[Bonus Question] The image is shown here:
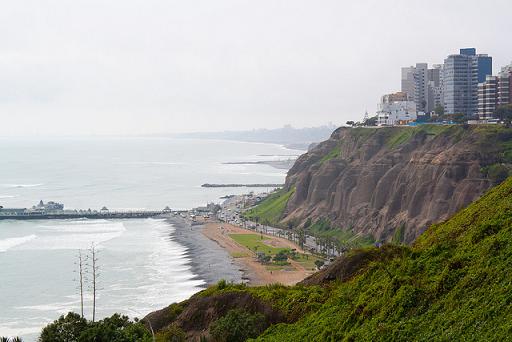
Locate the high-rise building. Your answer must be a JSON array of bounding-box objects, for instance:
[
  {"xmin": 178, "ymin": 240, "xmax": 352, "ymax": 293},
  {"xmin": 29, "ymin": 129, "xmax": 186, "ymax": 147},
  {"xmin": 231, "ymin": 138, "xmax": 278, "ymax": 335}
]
[
  {"xmin": 478, "ymin": 75, "xmax": 498, "ymax": 120},
  {"xmin": 443, "ymin": 48, "xmax": 492, "ymax": 117},
  {"xmin": 401, "ymin": 63, "xmax": 442, "ymax": 114},
  {"xmin": 428, "ymin": 64, "xmax": 443, "ymax": 111},
  {"xmin": 401, "ymin": 66, "xmax": 416, "ymax": 101},
  {"xmin": 497, "ymin": 63, "xmax": 512, "ymax": 107},
  {"xmin": 478, "ymin": 62, "xmax": 512, "ymax": 120}
]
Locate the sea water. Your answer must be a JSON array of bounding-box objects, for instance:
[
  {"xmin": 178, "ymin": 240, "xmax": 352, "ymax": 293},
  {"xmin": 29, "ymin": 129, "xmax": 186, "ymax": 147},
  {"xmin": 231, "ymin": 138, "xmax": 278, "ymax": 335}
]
[{"xmin": 0, "ymin": 137, "xmax": 299, "ymax": 340}]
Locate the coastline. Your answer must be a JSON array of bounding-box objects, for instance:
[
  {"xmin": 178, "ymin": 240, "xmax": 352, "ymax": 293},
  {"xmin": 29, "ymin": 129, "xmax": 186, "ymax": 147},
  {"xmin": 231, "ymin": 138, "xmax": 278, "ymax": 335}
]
[
  {"xmin": 167, "ymin": 215, "xmax": 314, "ymax": 287},
  {"xmin": 166, "ymin": 216, "xmax": 245, "ymax": 286}
]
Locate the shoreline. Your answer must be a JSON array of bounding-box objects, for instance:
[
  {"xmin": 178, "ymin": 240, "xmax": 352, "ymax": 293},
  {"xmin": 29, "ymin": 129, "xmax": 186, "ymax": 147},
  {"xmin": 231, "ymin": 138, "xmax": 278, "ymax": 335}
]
[
  {"xmin": 166, "ymin": 216, "xmax": 245, "ymax": 286},
  {"xmin": 167, "ymin": 215, "xmax": 314, "ymax": 287}
]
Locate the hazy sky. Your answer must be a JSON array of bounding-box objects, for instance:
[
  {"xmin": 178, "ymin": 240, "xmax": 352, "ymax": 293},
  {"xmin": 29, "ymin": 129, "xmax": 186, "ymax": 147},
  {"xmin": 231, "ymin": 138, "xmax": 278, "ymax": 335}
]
[{"xmin": 1, "ymin": 0, "xmax": 511, "ymax": 136}]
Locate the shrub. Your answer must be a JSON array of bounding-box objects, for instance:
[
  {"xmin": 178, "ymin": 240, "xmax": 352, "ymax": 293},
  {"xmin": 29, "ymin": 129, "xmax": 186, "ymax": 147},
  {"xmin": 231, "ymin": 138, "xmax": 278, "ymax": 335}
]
[
  {"xmin": 39, "ymin": 312, "xmax": 88, "ymax": 342},
  {"xmin": 156, "ymin": 324, "xmax": 186, "ymax": 342},
  {"xmin": 209, "ymin": 309, "xmax": 266, "ymax": 342},
  {"xmin": 39, "ymin": 312, "xmax": 151, "ymax": 342}
]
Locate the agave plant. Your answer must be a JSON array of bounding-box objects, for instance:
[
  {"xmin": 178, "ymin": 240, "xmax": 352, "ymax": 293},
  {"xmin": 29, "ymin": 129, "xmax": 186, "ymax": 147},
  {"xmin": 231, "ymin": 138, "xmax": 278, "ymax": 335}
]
[{"xmin": 0, "ymin": 338, "xmax": 23, "ymax": 342}]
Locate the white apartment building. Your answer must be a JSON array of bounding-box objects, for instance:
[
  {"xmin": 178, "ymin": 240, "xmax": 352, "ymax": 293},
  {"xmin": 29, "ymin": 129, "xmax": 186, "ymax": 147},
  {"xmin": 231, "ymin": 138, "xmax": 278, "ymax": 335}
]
[{"xmin": 377, "ymin": 92, "xmax": 417, "ymax": 126}]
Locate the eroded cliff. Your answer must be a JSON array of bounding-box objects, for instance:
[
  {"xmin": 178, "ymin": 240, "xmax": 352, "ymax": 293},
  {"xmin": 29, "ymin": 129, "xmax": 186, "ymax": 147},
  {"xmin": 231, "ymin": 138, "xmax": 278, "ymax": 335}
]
[{"xmin": 279, "ymin": 125, "xmax": 512, "ymax": 243}]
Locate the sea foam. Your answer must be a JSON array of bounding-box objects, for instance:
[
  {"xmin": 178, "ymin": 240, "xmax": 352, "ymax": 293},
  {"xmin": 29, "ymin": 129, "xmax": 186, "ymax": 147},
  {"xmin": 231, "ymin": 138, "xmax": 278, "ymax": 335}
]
[{"xmin": 0, "ymin": 234, "xmax": 37, "ymax": 252}]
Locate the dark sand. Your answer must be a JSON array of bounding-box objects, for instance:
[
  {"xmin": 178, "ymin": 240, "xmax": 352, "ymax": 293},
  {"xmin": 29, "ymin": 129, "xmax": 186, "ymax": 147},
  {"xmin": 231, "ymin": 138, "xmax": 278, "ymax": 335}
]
[{"xmin": 166, "ymin": 216, "xmax": 245, "ymax": 286}]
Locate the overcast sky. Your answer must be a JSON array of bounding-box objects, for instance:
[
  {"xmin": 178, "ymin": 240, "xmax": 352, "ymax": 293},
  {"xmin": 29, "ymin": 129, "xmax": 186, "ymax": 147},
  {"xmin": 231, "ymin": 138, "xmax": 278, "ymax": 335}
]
[{"xmin": 1, "ymin": 0, "xmax": 511, "ymax": 136}]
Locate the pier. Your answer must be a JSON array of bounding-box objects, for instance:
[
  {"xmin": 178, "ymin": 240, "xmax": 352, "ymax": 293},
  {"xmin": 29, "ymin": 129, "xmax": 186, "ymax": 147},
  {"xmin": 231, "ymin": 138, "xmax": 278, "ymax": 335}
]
[
  {"xmin": 0, "ymin": 210, "xmax": 167, "ymax": 220},
  {"xmin": 0, "ymin": 201, "xmax": 170, "ymax": 220}
]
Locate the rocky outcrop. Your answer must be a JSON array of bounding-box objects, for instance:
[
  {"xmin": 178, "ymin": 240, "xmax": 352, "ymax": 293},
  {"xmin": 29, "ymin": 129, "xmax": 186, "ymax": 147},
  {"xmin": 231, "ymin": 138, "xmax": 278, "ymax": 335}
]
[{"xmin": 281, "ymin": 125, "xmax": 512, "ymax": 243}]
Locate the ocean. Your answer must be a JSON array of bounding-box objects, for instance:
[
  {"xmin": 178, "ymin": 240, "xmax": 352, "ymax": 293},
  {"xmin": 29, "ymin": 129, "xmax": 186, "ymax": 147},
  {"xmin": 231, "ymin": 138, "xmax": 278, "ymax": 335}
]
[{"xmin": 0, "ymin": 137, "xmax": 299, "ymax": 340}]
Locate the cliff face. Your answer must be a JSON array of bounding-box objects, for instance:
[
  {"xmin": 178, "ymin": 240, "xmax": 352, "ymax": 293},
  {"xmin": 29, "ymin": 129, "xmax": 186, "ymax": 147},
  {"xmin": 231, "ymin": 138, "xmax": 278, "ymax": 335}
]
[{"xmin": 282, "ymin": 125, "xmax": 512, "ymax": 243}]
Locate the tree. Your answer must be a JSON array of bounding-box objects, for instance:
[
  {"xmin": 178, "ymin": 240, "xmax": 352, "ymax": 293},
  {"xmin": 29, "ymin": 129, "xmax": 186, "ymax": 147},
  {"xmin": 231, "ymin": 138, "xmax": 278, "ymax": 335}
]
[
  {"xmin": 79, "ymin": 314, "xmax": 151, "ymax": 341},
  {"xmin": 155, "ymin": 324, "xmax": 186, "ymax": 342},
  {"xmin": 434, "ymin": 104, "xmax": 445, "ymax": 116},
  {"xmin": 314, "ymin": 260, "xmax": 325, "ymax": 270},
  {"xmin": 88, "ymin": 243, "xmax": 100, "ymax": 322},
  {"xmin": 297, "ymin": 228, "xmax": 306, "ymax": 249},
  {"xmin": 39, "ymin": 312, "xmax": 88, "ymax": 342},
  {"xmin": 273, "ymin": 250, "xmax": 288, "ymax": 263},
  {"xmin": 39, "ymin": 312, "xmax": 152, "ymax": 342},
  {"xmin": 209, "ymin": 309, "xmax": 266, "ymax": 342},
  {"xmin": 75, "ymin": 250, "xmax": 86, "ymax": 318},
  {"xmin": 363, "ymin": 116, "xmax": 378, "ymax": 126},
  {"xmin": 346, "ymin": 121, "xmax": 355, "ymax": 126},
  {"xmin": 495, "ymin": 104, "xmax": 512, "ymax": 123}
]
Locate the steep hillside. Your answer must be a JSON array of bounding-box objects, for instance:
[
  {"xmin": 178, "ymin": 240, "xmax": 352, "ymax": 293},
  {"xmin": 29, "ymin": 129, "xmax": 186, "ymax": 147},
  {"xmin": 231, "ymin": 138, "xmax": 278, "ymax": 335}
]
[
  {"xmin": 256, "ymin": 125, "xmax": 512, "ymax": 243},
  {"xmin": 146, "ymin": 176, "xmax": 512, "ymax": 341}
]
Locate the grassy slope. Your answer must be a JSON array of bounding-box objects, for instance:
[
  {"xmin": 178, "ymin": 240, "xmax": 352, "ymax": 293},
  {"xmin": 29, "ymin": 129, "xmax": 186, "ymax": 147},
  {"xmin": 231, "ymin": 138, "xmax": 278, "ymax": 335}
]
[
  {"xmin": 244, "ymin": 187, "xmax": 295, "ymax": 226},
  {"xmin": 254, "ymin": 176, "xmax": 512, "ymax": 341},
  {"xmin": 319, "ymin": 146, "xmax": 341, "ymax": 164},
  {"xmin": 309, "ymin": 218, "xmax": 375, "ymax": 248}
]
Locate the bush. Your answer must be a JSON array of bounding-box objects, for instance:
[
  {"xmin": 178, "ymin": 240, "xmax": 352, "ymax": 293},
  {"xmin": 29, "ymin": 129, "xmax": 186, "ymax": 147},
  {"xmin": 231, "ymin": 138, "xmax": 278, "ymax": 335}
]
[
  {"xmin": 156, "ymin": 324, "xmax": 186, "ymax": 342},
  {"xmin": 209, "ymin": 309, "xmax": 266, "ymax": 342},
  {"xmin": 39, "ymin": 312, "xmax": 152, "ymax": 342},
  {"xmin": 314, "ymin": 260, "xmax": 324, "ymax": 269},
  {"xmin": 39, "ymin": 312, "xmax": 88, "ymax": 342},
  {"xmin": 273, "ymin": 250, "xmax": 288, "ymax": 263}
]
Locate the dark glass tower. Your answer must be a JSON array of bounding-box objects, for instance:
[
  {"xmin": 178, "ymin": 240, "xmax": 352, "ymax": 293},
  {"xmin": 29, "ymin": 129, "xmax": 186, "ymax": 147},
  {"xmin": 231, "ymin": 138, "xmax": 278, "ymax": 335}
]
[{"xmin": 443, "ymin": 48, "xmax": 492, "ymax": 116}]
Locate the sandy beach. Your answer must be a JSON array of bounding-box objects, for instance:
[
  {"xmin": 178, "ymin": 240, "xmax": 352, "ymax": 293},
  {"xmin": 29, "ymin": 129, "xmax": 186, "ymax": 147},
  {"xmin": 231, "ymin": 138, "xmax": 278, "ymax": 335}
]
[
  {"xmin": 202, "ymin": 222, "xmax": 314, "ymax": 286},
  {"xmin": 167, "ymin": 216, "xmax": 244, "ymax": 286}
]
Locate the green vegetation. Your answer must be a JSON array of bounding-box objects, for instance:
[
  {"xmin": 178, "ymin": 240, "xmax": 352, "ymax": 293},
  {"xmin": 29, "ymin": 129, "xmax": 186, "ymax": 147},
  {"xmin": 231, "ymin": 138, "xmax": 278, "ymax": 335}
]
[
  {"xmin": 350, "ymin": 127, "xmax": 378, "ymax": 142},
  {"xmin": 434, "ymin": 104, "xmax": 445, "ymax": 116},
  {"xmin": 481, "ymin": 163, "xmax": 511, "ymax": 184},
  {"xmin": 252, "ymin": 176, "xmax": 512, "ymax": 340},
  {"xmin": 40, "ymin": 312, "xmax": 151, "ymax": 342},
  {"xmin": 155, "ymin": 324, "xmax": 186, "ymax": 342},
  {"xmin": 157, "ymin": 177, "xmax": 512, "ymax": 341},
  {"xmin": 385, "ymin": 124, "xmax": 459, "ymax": 149},
  {"xmin": 495, "ymin": 104, "xmax": 512, "ymax": 123},
  {"xmin": 229, "ymin": 233, "xmax": 318, "ymax": 268},
  {"xmin": 244, "ymin": 187, "xmax": 295, "ymax": 227},
  {"xmin": 198, "ymin": 281, "xmax": 329, "ymax": 322},
  {"xmin": 385, "ymin": 128, "xmax": 416, "ymax": 148},
  {"xmin": 229, "ymin": 233, "xmax": 290, "ymax": 256},
  {"xmin": 319, "ymin": 146, "xmax": 341, "ymax": 164},
  {"xmin": 210, "ymin": 309, "xmax": 266, "ymax": 342},
  {"xmin": 309, "ymin": 218, "xmax": 374, "ymax": 250},
  {"xmin": 230, "ymin": 251, "xmax": 250, "ymax": 258},
  {"xmin": 294, "ymin": 253, "xmax": 323, "ymax": 270},
  {"xmin": 391, "ymin": 224, "xmax": 405, "ymax": 244}
]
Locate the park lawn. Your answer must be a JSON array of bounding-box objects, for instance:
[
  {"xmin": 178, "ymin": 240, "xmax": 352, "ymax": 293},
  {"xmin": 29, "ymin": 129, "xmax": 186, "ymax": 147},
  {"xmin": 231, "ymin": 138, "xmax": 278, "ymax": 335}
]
[
  {"xmin": 229, "ymin": 233, "xmax": 290, "ymax": 256},
  {"xmin": 293, "ymin": 253, "xmax": 323, "ymax": 271}
]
